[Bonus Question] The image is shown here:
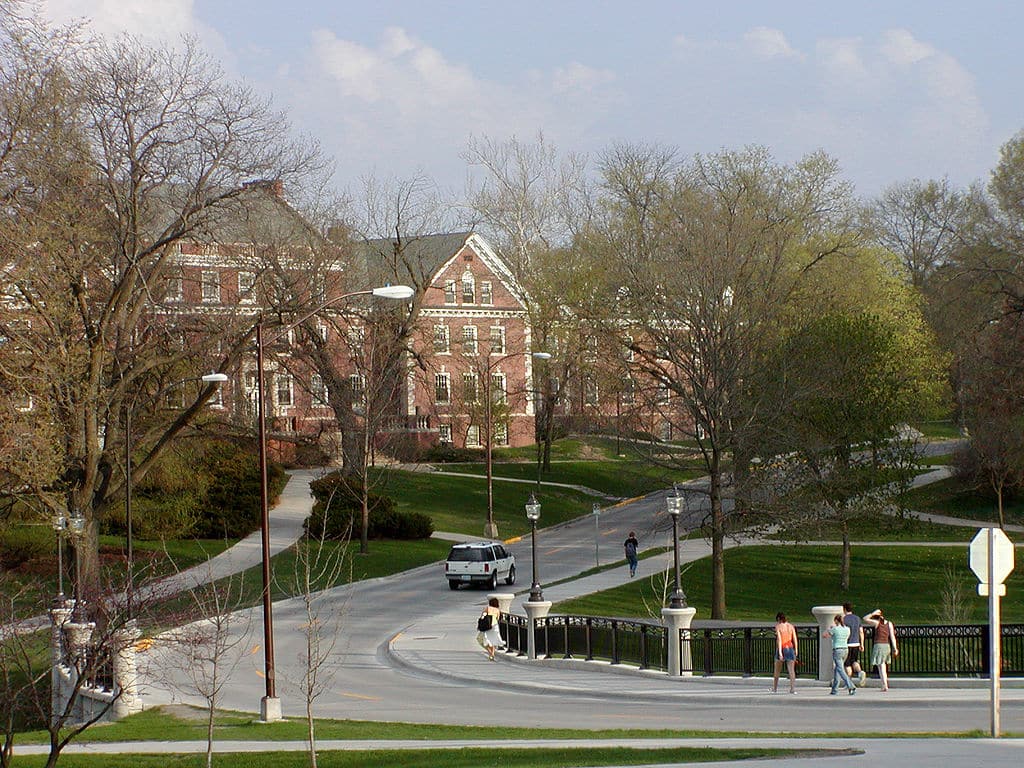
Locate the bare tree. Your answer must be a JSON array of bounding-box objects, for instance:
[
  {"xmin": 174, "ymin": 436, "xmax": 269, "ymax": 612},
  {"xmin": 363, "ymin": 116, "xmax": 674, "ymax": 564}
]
[{"xmin": 0, "ymin": 12, "xmax": 323, "ymax": 596}]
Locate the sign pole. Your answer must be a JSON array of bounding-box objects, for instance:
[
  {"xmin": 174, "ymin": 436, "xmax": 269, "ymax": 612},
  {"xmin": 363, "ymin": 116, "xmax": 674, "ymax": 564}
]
[{"xmin": 988, "ymin": 527, "xmax": 1000, "ymax": 738}]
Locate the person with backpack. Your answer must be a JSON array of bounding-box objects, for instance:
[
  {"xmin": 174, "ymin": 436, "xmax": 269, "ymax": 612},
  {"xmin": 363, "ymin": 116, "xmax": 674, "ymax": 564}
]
[
  {"xmin": 476, "ymin": 597, "xmax": 503, "ymax": 661},
  {"xmin": 623, "ymin": 531, "xmax": 640, "ymax": 578}
]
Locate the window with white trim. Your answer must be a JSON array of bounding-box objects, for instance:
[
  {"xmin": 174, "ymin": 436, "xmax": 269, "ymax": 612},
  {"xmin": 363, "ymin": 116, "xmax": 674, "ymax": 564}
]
[
  {"xmin": 462, "ymin": 272, "xmax": 475, "ymax": 303},
  {"xmin": 462, "ymin": 372, "xmax": 479, "ymax": 403},
  {"xmin": 489, "ymin": 326, "xmax": 505, "ymax": 355},
  {"xmin": 434, "ymin": 372, "xmax": 451, "ymax": 403},
  {"xmin": 656, "ymin": 383, "xmax": 670, "ymax": 404},
  {"xmin": 311, "ymin": 374, "xmax": 328, "ymax": 406},
  {"xmin": 433, "ymin": 325, "xmax": 450, "ymax": 354},
  {"xmin": 201, "ymin": 270, "xmax": 220, "ymax": 303},
  {"xmin": 480, "ymin": 281, "xmax": 493, "ymax": 305},
  {"xmin": 466, "ymin": 424, "xmax": 481, "ymax": 446},
  {"xmin": 439, "ymin": 423, "xmax": 452, "ymax": 444},
  {"xmin": 621, "ymin": 377, "xmax": 636, "ymax": 405},
  {"xmin": 165, "ymin": 272, "xmax": 183, "ymax": 302},
  {"xmin": 238, "ymin": 271, "xmax": 256, "ymax": 303},
  {"xmin": 444, "ymin": 280, "xmax": 457, "ymax": 304},
  {"xmin": 493, "ymin": 422, "xmax": 508, "ymax": 445},
  {"xmin": 276, "ymin": 372, "xmax": 293, "ymax": 407},
  {"xmin": 584, "ymin": 376, "xmax": 599, "ymax": 406},
  {"xmin": 462, "ymin": 325, "xmax": 478, "ymax": 355},
  {"xmin": 491, "ymin": 372, "xmax": 506, "ymax": 404},
  {"xmin": 349, "ymin": 373, "xmax": 366, "ymax": 406}
]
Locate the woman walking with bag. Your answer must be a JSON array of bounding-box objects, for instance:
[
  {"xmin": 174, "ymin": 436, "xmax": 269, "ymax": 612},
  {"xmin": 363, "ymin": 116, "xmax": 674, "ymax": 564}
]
[{"xmin": 477, "ymin": 597, "xmax": 503, "ymax": 661}]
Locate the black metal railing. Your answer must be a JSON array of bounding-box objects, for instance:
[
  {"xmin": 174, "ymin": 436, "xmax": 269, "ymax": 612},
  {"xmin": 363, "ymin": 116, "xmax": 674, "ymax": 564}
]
[
  {"xmin": 681, "ymin": 626, "xmax": 820, "ymax": 678},
  {"xmin": 501, "ymin": 613, "xmax": 1024, "ymax": 678}
]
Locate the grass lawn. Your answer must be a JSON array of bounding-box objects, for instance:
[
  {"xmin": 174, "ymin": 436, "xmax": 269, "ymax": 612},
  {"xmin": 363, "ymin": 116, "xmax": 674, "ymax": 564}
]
[
  {"xmin": 901, "ymin": 477, "xmax": 1024, "ymax": 526},
  {"xmin": 13, "ymin": 747, "xmax": 805, "ymax": 767},
  {"xmin": 767, "ymin": 512, "xmax": 980, "ymax": 543},
  {"xmin": 372, "ymin": 468, "xmax": 602, "ymax": 538},
  {"xmin": 554, "ymin": 544, "xmax": 1024, "ymax": 624},
  {"xmin": 442, "ymin": 459, "xmax": 702, "ymax": 499}
]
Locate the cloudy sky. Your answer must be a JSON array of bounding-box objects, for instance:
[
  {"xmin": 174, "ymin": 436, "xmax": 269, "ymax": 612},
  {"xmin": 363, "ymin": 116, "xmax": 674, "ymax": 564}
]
[{"xmin": 39, "ymin": 0, "xmax": 1024, "ymax": 198}]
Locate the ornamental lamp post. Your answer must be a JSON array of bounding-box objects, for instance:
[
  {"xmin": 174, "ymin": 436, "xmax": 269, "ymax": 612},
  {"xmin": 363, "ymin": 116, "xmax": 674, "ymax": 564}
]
[
  {"xmin": 68, "ymin": 508, "xmax": 86, "ymax": 619},
  {"xmin": 51, "ymin": 513, "xmax": 67, "ymax": 603},
  {"xmin": 665, "ymin": 486, "xmax": 687, "ymax": 609},
  {"xmin": 526, "ymin": 493, "xmax": 544, "ymax": 602},
  {"xmin": 254, "ymin": 283, "xmax": 414, "ymax": 723}
]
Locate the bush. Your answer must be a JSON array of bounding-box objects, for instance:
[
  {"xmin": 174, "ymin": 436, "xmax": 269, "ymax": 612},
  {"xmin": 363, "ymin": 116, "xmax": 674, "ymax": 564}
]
[
  {"xmin": 420, "ymin": 444, "xmax": 484, "ymax": 463},
  {"xmin": 308, "ymin": 472, "xmax": 433, "ymax": 540},
  {"xmin": 196, "ymin": 446, "xmax": 288, "ymax": 539}
]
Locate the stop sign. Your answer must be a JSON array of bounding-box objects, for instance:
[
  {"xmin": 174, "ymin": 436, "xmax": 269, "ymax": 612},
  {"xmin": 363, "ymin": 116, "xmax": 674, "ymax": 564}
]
[{"xmin": 969, "ymin": 528, "xmax": 1015, "ymax": 587}]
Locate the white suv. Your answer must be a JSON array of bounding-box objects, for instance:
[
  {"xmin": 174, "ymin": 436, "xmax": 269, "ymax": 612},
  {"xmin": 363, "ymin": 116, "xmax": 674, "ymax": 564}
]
[{"xmin": 444, "ymin": 541, "xmax": 516, "ymax": 590}]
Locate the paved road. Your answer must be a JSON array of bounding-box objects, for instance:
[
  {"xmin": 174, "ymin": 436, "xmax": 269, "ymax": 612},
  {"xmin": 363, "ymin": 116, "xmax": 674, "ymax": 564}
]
[{"xmin": 138, "ymin": 475, "xmax": 1024, "ymax": 738}]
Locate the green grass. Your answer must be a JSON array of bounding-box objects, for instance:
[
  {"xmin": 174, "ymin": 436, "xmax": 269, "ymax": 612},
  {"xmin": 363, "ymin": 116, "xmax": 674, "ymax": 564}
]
[
  {"xmin": 443, "ymin": 459, "xmax": 702, "ymax": 499},
  {"xmin": 901, "ymin": 477, "xmax": 1024, "ymax": 526},
  {"xmin": 555, "ymin": 544, "xmax": 1024, "ymax": 624},
  {"xmin": 913, "ymin": 420, "xmax": 963, "ymax": 440},
  {"xmin": 767, "ymin": 511, "xmax": 979, "ymax": 543},
  {"xmin": 12, "ymin": 747, "xmax": 805, "ymax": 768},
  {"xmin": 372, "ymin": 468, "xmax": 602, "ymax": 538}
]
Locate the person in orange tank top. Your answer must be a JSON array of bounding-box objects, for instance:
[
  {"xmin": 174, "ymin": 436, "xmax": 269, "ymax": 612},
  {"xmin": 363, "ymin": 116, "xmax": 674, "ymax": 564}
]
[
  {"xmin": 772, "ymin": 612, "xmax": 798, "ymax": 694},
  {"xmin": 863, "ymin": 608, "xmax": 899, "ymax": 691}
]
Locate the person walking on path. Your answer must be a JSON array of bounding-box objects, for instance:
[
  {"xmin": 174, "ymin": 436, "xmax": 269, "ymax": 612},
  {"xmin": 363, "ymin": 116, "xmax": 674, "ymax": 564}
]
[
  {"xmin": 771, "ymin": 612, "xmax": 798, "ymax": 694},
  {"xmin": 477, "ymin": 597, "xmax": 504, "ymax": 661},
  {"xmin": 825, "ymin": 615, "xmax": 856, "ymax": 695},
  {"xmin": 842, "ymin": 602, "xmax": 867, "ymax": 687},
  {"xmin": 863, "ymin": 608, "xmax": 899, "ymax": 691},
  {"xmin": 623, "ymin": 532, "xmax": 640, "ymax": 578}
]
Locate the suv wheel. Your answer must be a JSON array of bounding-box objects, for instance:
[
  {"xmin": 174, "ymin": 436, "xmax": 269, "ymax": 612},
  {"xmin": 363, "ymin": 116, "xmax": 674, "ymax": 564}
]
[
  {"xmin": 505, "ymin": 565, "xmax": 516, "ymax": 585},
  {"xmin": 448, "ymin": 580, "xmax": 459, "ymax": 591},
  {"xmin": 487, "ymin": 571, "xmax": 498, "ymax": 590}
]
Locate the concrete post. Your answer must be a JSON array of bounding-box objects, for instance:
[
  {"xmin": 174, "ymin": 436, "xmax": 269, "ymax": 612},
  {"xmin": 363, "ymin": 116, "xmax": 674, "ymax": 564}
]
[
  {"xmin": 49, "ymin": 602, "xmax": 73, "ymax": 724},
  {"xmin": 112, "ymin": 619, "xmax": 142, "ymax": 718},
  {"xmin": 812, "ymin": 605, "xmax": 843, "ymax": 683},
  {"xmin": 662, "ymin": 606, "xmax": 698, "ymax": 676},
  {"xmin": 522, "ymin": 600, "xmax": 551, "ymax": 659},
  {"xmin": 64, "ymin": 620, "xmax": 95, "ymax": 723}
]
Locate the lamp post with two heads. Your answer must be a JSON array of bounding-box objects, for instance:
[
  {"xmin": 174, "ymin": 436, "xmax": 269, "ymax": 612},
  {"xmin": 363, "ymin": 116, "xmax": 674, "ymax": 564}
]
[
  {"xmin": 525, "ymin": 493, "xmax": 543, "ymax": 602},
  {"xmin": 253, "ymin": 283, "xmax": 414, "ymax": 722}
]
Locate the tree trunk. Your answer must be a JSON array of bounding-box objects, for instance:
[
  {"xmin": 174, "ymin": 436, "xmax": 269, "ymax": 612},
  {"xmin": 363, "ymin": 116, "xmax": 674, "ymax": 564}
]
[
  {"xmin": 840, "ymin": 523, "xmax": 851, "ymax": 592},
  {"xmin": 709, "ymin": 449, "xmax": 727, "ymax": 619},
  {"xmin": 997, "ymin": 483, "xmax": 1006, "ymax": 530}
]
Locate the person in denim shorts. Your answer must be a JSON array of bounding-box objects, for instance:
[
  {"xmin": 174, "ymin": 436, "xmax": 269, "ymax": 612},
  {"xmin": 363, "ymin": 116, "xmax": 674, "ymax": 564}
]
[{"xmin": 771, "ymin": 612, "xmax": 798, "ymax": 694}]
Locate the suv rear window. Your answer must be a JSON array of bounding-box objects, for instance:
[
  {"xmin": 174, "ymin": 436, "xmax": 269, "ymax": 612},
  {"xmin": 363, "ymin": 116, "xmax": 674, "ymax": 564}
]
[{"xmin": 447, "ymin": 547, "xmax": 494, "ymax": 562}]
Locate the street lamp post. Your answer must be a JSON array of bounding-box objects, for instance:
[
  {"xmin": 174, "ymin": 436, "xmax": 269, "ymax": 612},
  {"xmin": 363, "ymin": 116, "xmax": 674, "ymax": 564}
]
[
  {"xmin": 592, "ymin": 503, "xmax": 600, "ymax": 567},
  {"xmin": 482, "ymin": 351, "xmax": 550, "ymax": 539},
  {"xmin": 51, "ymin": 513, "xmax": 67, "ymax": 603},
  {"xmin": 526, "ymin": 493, "xmax": 543, "ymax": 602},
  {"xmin": 68, "ymin": 508, "xmax": 86, "ymax": 619},
  {"xmin": 254, "ymin": 284, "xmax": 414, "ymax": 722},
  {"xmin": 123, "ymin": 372, "xmax": 227, "ymax": 620},
  {"xmin": 665, "ymin": 486, "xmax": 687, "ymax": 609}
]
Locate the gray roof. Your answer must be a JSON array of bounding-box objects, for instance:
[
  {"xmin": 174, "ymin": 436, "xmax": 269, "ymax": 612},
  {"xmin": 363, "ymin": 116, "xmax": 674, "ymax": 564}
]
[{"xmin": 353, "ymin": 231, "xmax": 473, "ymax": 289}]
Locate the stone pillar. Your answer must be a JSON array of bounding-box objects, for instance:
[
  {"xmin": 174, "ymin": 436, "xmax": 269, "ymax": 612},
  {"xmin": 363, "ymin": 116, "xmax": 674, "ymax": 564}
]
[
  {"xmin": 488, "ymin": 593, "xmax": 516, "ymax": 615},
  {"xmin": 64, "ymin": 620, "xmax": 95, "ymax": 724},
  {"xmin": 112, "ymin": 619, "xmax": 142, "ymax": 718},
  {"xmin": 812, "ymin": 605, "xmax": 843, "ymax": 683},
  {"xmin": 260, "ymin": 697, "xmax": 283, "ymax": 723},
  {"xmin": 49, "ymin": 602, "xmax": 73, "ymax": 725},
  {"xmin": 522, "ymin": 600, "xmax": 551, "ymax": 660},
  {"xmin": 662, "ymin": 606, "xmax": 698, "ymax": 676}
]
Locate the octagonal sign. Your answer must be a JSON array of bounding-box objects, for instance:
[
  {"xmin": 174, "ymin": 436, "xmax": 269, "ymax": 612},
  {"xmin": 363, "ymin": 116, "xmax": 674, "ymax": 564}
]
[{"xmin": 969, "ymin": 527, "xmax": 1015, "ymax": 587}]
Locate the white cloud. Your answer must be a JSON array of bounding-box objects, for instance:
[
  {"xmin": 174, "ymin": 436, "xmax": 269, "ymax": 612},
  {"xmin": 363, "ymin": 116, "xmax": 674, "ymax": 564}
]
[
  {"xmin": 42, "ymin": 0, "xmax": 200, "ymax": 40},
  {"xmin": 743, "ymin": 27, "xmax": 802, "ymax": 60},
  {"xmin": 552, "ymin": 62, "xmax": 616, "ymax": 93}
]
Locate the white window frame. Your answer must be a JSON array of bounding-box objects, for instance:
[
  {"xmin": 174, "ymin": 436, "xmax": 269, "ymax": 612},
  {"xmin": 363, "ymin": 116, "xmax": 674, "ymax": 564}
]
[
  {"xmin": 491, "ymin": 372, "xmax": 506, "ymax": 404},
  {"xmin": 489, "ymin": 326, "xmax": 505, "ymax": 355},
  {"xmin": 480, "ymin": 280, "xmax": 493, "ymax": 305},
  {"xmin": 311, "ymin": 373, "xmax": 328, "ymax": 406},
  {"xmin": 276, "ymin": 372, "xmax": 293, "ymax": 408},
  {"xmin": 493, "ymin": 421, "xmax": 508, "ymax": 445},
  {"xmin": 201, "ymin": 270, "xmax": 220, "ymax": 303},
  {"xmin": 466, "ymin": 424, "xmax": 481, "ymax": 447},
  {"xmin": 462, "ymin": 371, "xmax": 479, "ymax": 403},
  {"xmin": 433, "ymin": 324, "xmax": 450, "ymax": 354},
  {"xmin": 349, "ymin": 373, "xmax": 366, "ymax": 406},
  {"xmin": 584, "ymin": 376, "xmax": 599, "ymax": 406},
  {"xmin": 444, "ymin": 280, "xmax": 457, "ymax": 304},
  {"xmin": 462, "ymin": 325, "xmax": 478, "ymax": 355},
  {"xmin": 238, "ymin": 271, "xmax": 256, "ymax": 304},
  {"xmin": 165, "ymin": 273, "xmax": 183, "ymax": 302},
  {"xmin": 434, "ymin": 372, "xmax": 451, "ymax": 404},
  {"xmin": 462, "ymin": 272, "xmax": 475, "ymax": 304},
  {"xmin": 438, "ymin": 423, "xmax": 453, "ymax": 444}
]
